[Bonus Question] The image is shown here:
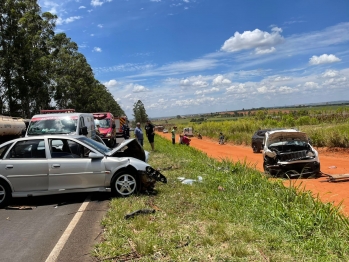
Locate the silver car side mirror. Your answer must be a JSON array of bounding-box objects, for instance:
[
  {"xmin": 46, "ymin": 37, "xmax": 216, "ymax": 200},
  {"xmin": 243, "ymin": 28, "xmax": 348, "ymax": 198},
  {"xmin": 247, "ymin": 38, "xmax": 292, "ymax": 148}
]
[{"xmin": 89, "ymin": 152, "xmax": 104, "ymax": 159}]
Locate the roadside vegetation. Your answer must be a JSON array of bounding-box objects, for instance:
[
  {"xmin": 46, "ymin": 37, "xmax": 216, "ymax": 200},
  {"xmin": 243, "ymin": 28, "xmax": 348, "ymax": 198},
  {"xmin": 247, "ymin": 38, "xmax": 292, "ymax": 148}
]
[
  {"xmin": 94, "ymin": 136, "xmax": 349, "ymax": 261},
  {"xmin": 0, "ymin": 1, "xmax": 124, "ymax": 118},
  {"xmin": 155, "ymin": 105, "xmax": 349, "ymax": 148}
]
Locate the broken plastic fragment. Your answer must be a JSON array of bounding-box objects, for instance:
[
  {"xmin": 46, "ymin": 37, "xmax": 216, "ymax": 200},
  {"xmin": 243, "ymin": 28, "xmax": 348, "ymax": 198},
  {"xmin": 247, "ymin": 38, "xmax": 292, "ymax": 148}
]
[{"xmin": 182, "ymin": 179, "xmax": 196, "ymax": 185}]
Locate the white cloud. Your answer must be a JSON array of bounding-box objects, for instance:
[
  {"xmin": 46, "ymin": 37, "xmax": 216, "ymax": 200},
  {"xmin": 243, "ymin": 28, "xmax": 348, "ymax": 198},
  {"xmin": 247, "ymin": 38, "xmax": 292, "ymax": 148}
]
[
  {"xmin": 195, "ymin": 87, "xmax": 219, "ymax": 95},
  {"xmin": 133, "ymin": 84, "xmax": 148, "ymax": 93},
  {"xmin": 65, "ymin": 16, "xmax": 82, "ymax": 23},
  {"xmin": 103, "ymin": 79, "xmax": 118, "ymax": 88},
  {"xmin": 221, "ymin": 27, "xmax": 284, "ymax": 53},
  {"xmin": 180, "ymin": 79, "xmax": 190, "ymax": 86},
  {"xmin": 279, "ymin": 86, "xmax": 297, "ymax": 94},
  {"xmin": 40, "ymin": 1, "xmax": 59, "ymax": 14},
  {"xmin": 98, "ymin": 24, "xmax": 103, "ymax": 28},
  {"xmin": 324, "ymin": 77, "xmax": 347, "ymax": 87},
  {"xmin": 174, "ymin": 97, "xmax": 215, "ymax": 107},
  {"xmin": 322, "ymin": 70, "xmax": 339, "ymax": 78},
  {"xmin": 93, "ymin": 47, "xmax": 102, "ymax": 52},
  {"xmin": 257, "ymin": 86, "xmax": 274, "ymax": 94},
  {"xmin": 56, "ymin": 16, "xmax": 82, "ymax": 25},
  {"xmin": 150, "ymin": 0, "xmax": 161, "ymax": 2},
  {"xmin": 91, "ymin": 0, "xmax": 103, "ymax": 7},
  {"xmin": 309, "ymin": 54, "xmax": 341, "ymax": 65},
  {"xmin": 78, "ymin": 6, "xmax": 86, "ymax": 9},
  {"xmin": 212, "ymin": 75, "xmax": 232, "ymax": 86},
  {"xmin": 192, "ymin": 80, "xmax": 208, "ymax": 88},
  {"xmin": 304, "ymin": 82, "xmax": 320, "ymax": 90},
  {"xmin": 273, "ymin": 76, "xmax": 292, "ymax": 82},
  {"xmin": 94, "ymin": 63, "xmax": 155, "ymax": 74},
  {"xmin": 226, "ymin": 84, "xmax": 248, "ymax": 94},
  {"xmin": 255, "ymin": 47, "xmax": 276, "ymax": 55},
  {"xmin": 179, "ymin": 76, "xmax": 209, "ymax": 88},
  {"xmin": 90, "ymin": 34, "xmax": 94, "ymax": 36}
]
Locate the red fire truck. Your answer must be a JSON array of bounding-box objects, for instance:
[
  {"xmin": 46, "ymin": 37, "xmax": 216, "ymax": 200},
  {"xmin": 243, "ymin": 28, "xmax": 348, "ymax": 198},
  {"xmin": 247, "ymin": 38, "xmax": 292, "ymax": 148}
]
[{"xmin": 93, "ymin": 113, "xmax": 127, "ymax": 147}]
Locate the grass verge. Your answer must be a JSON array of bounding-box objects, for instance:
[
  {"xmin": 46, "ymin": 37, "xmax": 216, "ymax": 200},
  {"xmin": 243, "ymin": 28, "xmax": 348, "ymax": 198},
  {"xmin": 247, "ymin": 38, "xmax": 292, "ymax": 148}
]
[{"xmin": 93, "ymin": 135, "xmax": 349, "ymax": 261}]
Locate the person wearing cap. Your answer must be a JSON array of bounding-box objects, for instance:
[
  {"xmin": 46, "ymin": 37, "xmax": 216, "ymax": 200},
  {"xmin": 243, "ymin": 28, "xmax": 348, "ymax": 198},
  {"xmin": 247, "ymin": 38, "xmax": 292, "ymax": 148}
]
[
  {"xmin": 171, "ymin": 126, "xmax": 177, "ymax": 144},
  {"xmin": 134, "ymin": 122, "xmax": 144, "ymax": 146},
  {"xmin": 145, "ymin": 119, "xmax": 155, "ymax": 150}
]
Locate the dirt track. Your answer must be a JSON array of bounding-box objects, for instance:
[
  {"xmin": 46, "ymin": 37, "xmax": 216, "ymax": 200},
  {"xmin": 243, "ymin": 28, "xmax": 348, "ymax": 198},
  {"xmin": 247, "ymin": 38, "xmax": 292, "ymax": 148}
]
[{"xmin": 157, "ymin": 132, "xmax": 349, "ymax": 216}]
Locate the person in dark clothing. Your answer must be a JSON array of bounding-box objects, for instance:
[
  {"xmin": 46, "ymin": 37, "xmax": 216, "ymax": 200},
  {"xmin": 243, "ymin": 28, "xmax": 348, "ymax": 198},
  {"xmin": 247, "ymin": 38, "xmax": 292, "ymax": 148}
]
[
  {"xmin": 145, "ymin": 119, "xmax": 155, "ymax": 150},
  {"xmin": 122, "ymin": 122, "xmax": 130, "ymax": 139}
]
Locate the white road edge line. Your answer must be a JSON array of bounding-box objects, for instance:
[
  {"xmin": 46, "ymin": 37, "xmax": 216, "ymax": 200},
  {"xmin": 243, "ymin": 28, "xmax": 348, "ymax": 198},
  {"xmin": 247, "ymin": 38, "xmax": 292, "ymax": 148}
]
[{"xmin": 45, "ymin": 196, "xmax": 90, "ymax": 262}]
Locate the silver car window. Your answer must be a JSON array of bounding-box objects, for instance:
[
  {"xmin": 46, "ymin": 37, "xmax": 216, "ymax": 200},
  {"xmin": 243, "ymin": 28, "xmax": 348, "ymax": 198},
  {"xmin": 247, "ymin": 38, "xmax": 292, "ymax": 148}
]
[
  {"xmin": 6, "ymin": 139, "xmax": 46, "ymax": 159},
  {"xmin": 49, "ymin": 138, "xmax": 93, "ymax": 158},
  {"xmin": 0, "ymin": 143, "xmax": 14, "ymax": 159},
  {"xmin": 77, "ymin": 136, "xmax": 110, "ymax": 154}
]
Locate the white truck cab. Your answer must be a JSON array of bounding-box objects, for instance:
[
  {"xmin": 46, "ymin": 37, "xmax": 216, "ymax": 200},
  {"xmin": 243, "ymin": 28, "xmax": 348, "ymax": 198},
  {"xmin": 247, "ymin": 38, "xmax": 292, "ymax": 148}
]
[{"xmin": 26, "ymin": 111, "xmax": 96, "ymax": 139}]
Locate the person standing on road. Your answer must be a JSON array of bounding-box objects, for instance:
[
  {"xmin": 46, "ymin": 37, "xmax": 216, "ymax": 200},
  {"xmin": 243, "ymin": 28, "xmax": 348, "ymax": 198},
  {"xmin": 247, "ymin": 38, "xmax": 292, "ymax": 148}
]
[
  {"xmin": 219, "ymin": 132, "xmax": 225, "ymax": 144},
  {"xmin": 122, "ymin": 119, "xmax": 130, "ymax": 140},
  {"xmin": 134, "ymin": 122, "xmax": 144, "ymax": 146},
  {"xmin": 171, "ymin": 126, "xmax": 177, "ymax": 144},
  {"xmin": 145, "ymin": 119, "xmax": 155, "ymax": 151}
]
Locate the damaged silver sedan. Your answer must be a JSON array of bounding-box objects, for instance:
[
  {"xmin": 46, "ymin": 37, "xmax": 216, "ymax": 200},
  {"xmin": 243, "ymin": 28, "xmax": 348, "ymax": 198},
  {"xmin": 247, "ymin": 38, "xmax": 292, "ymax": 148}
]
[
  {"xmin": 263, "ymin": 129, "xmax": 320, "ymax": 177},
  {"xmin": 0, "ymin": 135, "xmax": 166, "ymax": 208}
]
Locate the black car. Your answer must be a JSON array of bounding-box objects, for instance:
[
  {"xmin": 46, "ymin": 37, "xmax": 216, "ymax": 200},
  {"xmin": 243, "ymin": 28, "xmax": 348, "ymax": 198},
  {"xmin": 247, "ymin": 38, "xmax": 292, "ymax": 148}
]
[
  {"xmin": 251, "ymin": 129, "xmax": 271, "ymax": 153},
  {"xmin": 251, "ymin": 128, "xmax": 297, "ymax": 153}
]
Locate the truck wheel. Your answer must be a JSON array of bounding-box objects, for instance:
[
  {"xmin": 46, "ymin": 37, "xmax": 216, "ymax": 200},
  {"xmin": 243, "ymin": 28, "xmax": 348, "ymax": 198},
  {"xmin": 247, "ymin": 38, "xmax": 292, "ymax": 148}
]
[
  {"xmin": 0, "ymin": 181, "xmax": 11, "ymax": 208},
  {"xmin": 111, "ymin": 170, "xmax": 138, "ymax": 197}
]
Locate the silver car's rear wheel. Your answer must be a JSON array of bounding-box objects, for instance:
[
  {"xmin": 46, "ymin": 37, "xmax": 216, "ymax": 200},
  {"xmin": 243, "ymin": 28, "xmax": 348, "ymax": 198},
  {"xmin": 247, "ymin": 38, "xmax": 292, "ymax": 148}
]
[
  {"xmin": 0, "ymin": 181, "xmax": 11, "ymax": 208},
  {"xmin": 112, "ymin": 171, "xmax": 138, "ymax": 196}
]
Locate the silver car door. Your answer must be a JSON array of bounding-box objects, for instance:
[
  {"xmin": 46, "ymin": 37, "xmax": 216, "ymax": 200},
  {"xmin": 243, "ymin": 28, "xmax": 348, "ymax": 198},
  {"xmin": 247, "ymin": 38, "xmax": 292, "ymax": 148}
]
[
  {"xmin": 47, "ymin": 138, "xmax": 106, "ymax": 190},
  {"xmin": 1, "ymin": 139, "xmax": 48, "ymax": 192}
]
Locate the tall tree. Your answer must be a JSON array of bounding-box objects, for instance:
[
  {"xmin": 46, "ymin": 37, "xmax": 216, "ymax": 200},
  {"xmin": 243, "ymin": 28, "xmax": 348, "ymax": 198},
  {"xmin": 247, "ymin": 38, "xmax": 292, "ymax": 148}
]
[
  {"xmin": 0, "ymin": 0, "xmax": 125, "ymax": 117},
  {"xmin": 0, "ymin": 0, "xmax": 56, "ymax": 117},
  {"xmin": 133, "ymin": 100, "xmax": 148, "ymax": 124}
]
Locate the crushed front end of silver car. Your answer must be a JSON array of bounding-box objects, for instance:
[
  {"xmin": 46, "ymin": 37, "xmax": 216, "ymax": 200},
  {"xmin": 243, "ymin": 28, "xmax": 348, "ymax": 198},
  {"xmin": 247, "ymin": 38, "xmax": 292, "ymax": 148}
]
[
  {"xmin": 263, "ymin": 129, "xmax": 320, "ymax": 177},
  {"xmin": 139, "ymin": 166, "xmax": 167, "ymax": 193}
]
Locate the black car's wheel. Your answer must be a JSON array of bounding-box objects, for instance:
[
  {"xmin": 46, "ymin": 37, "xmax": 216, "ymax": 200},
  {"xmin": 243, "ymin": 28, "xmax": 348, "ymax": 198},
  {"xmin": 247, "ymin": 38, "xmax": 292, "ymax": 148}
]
[
  {"xmin": 111, "ymin": 170, "xmax": 139, "ymax": 197},
  {"xmin": 252, "ymin": 144, "xmax": 260, "ymax": 153},
  {"xmin": 0, "ymin": 181, "xmax": 11, "ymax": 208}
]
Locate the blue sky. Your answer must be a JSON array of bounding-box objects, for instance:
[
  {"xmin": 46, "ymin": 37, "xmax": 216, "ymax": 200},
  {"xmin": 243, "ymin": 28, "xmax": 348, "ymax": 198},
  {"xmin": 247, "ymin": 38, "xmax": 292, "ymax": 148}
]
[{"xmin": 39, "ymin": 0, "xmax": 349, "ymax": 118}]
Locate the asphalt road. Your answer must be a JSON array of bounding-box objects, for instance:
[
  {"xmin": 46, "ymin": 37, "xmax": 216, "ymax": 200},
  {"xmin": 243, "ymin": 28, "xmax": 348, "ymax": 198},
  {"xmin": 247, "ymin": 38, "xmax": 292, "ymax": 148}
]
[{"xmin": 0, "ymin": 192, "xmax": 110, "ymax": 262}]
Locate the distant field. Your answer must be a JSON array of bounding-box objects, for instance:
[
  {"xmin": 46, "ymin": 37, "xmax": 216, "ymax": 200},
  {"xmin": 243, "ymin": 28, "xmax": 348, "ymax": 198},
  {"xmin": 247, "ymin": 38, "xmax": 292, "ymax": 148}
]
[{"xmin": 151, "ymin": 104, "xmax": 349, "ymax": 148}]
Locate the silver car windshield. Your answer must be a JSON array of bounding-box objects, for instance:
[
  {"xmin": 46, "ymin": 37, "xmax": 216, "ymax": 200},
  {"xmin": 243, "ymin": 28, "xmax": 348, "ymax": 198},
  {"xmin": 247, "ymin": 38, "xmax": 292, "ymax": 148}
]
[{"xmin": 77, "ymin": 136, "xmax": 111, "ymax": 154}]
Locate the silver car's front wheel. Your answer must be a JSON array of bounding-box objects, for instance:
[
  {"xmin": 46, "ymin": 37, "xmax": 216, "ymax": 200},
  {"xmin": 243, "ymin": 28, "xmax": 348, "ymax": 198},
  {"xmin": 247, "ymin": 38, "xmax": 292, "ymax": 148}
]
[
  {"xmin": 112, "ymin": 171, "xmax": 138, "ymax": 196},
  {"xmin": 0, "ymin": 181, "xmax": 11, "ymax": 208}
]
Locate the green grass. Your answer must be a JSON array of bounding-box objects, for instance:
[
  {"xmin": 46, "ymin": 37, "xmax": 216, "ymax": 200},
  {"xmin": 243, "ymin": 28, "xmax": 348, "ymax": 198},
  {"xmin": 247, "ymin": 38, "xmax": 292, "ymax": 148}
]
[{"xmin": 93, "ymin": 135, "xmax": 349, "ymax": 261}]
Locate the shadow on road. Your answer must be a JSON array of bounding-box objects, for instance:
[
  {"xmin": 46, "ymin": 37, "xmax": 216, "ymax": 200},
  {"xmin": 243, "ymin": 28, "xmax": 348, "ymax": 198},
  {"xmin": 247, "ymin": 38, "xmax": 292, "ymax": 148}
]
[{"xmin": 6, "ymin": 192, "xmax": 111, "ymax": 209}]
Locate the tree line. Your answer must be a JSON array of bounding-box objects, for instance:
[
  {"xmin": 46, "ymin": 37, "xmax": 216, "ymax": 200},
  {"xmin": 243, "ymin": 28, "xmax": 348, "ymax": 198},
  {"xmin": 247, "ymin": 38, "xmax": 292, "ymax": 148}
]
[{"xmin": 0, "ymin": 0, "xmax": 125, "ymax": 118}]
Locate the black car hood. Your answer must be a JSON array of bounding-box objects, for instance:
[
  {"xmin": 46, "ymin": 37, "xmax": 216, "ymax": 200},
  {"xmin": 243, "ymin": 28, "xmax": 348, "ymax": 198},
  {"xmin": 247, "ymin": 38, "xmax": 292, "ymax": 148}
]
[{"xmin": 106, "ymin": 138, "xmax": 148, "ymax": 162}]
